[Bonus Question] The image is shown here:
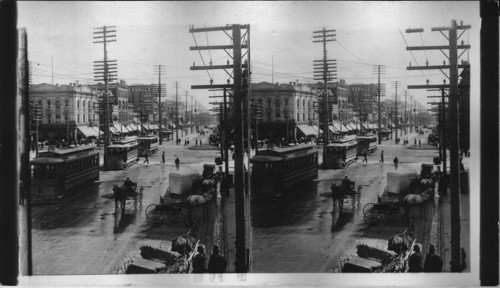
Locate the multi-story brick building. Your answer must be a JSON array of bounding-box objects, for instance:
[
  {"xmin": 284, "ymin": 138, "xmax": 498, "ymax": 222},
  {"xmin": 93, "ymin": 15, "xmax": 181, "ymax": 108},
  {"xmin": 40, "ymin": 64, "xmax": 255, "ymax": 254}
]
[
  {"xmin": 128, "ymin": 84, "xmax": 157, "ymax": 122},
  {"xmin": 348, "ymin": 83, "xmax": 378, "ymax": 121},
  {"xmin": 30, "ymin": 83, "xmax": 101, "ymax": 143},
  {"xmin": 91, "ymin": 80, "xmax": 132, "ymax": 123},
  {"xmin": 250, "ymin": 82, "xmax": 319, "ymax": 141}
]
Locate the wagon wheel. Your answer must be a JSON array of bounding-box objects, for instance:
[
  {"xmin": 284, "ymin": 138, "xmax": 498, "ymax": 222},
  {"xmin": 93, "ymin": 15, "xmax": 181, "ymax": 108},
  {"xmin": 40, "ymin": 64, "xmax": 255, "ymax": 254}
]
[
  {"xmin": 363, "ymin": 203, "xmax": 380, "ymax": 223},
  {"xmin": 145, "ymin": 204, "xmax": 164, "ymax": 226}
]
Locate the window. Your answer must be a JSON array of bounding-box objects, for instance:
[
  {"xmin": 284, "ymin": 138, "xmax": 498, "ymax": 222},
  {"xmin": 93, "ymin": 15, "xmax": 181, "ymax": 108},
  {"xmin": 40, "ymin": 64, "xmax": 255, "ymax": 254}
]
[
  {"xmin": 47, "ymin": 114, "xmax": 51, "ymax": 123},
  {"xmin": 77, "ymin": 100, "xmax": 80, "ymax": 108},
  {"xmin": 77, "ymin": 114, "xmax": 80, "ymax": 123},
  {"xmin": 65, "ymin": 99, "xmax": 69, "ymax": 107}
]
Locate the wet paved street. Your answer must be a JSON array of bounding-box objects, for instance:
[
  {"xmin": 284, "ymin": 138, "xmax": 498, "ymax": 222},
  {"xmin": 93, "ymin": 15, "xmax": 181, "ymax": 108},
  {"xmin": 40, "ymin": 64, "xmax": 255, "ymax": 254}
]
[
  {"xmin": 31, "ymin": 130, "xmax": 438, "ymax": 274},
  {"xmin": 31, "ymin": 132, "xmax": 216, "ymax": 275},
  {"xmin": 251, "ymin": 131, "xmax": 437, "ymax": 273}
]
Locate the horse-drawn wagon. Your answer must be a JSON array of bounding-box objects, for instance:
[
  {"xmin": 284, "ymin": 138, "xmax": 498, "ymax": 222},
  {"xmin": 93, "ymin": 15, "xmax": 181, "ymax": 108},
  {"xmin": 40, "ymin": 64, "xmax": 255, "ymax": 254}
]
[
  {"xmin": 339, "ymin": 224, "xmax": 416, "ymax": 273},
  {"xmin": 363, "ymin": 167, "xmax": 437, "ymax": 224},
  {"xmin": 330, "ymin": 180, "xmax": 359, "ymax": 211},
  {"xmin": 145, "ymin": 167, "xmax": 218, "ymax": 226},
  {"xmin": 124, "ymin": 229, "xmax": 201, "ymax": 274},
  {"xmin": 112, "ymin": 181, "xmax": 144, "ymax": 211}
]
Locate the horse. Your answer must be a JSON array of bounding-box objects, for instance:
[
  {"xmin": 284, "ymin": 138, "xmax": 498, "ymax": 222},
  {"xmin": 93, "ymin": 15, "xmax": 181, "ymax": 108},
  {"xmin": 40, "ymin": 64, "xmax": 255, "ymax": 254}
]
[
  {"xmin": 112, "ymin": 185, "xmax": 126, "ymax": 211},
  {"xmin": 171, "ymin": 229, "xmax": 197, "ymax": 255},
  {"xmin": 388, "ymin": 223, "xmax": 414, "ymax": 254},
  {"xmin": 184, "ymin": 189, "xmax": 215, "ymax": 222},
  {"xmin": 330, "ymin": 184, "xmax": 344, "ymax": 211},
  {"xmin": 403, "ymin": 188, "xmax": 432, "ymax": 219}
]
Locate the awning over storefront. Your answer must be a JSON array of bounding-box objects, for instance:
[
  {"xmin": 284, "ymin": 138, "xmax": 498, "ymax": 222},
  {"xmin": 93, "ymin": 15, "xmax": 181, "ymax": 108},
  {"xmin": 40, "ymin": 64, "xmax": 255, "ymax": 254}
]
[
  {"xmin": 109, "ymin": 126, "xmax": 120, "ymax": 135},
  {"xmin": 347, "ymin": 123, "xmax": 357, "ymax": 131},
  {"xmin": 127, "ymin": 123, "xmax": 137, "ymax": 132},
  {"xmin": 77, "ymin": 126, "xmax": 98, "ymax": 137},
  {"xmin": 312, "ymin": 125, "xmax": 322, "ymax": 135},
  {"xmin": 92, "ymin": 126, "xmax": 103, "ymax": 136},
  {"xmin": 297, "ymin": 124, "xmax": 317, "ymax": 136},
  {"xmin": 329, "ymin": 125, "xmax": 339, "ymax": 134}
]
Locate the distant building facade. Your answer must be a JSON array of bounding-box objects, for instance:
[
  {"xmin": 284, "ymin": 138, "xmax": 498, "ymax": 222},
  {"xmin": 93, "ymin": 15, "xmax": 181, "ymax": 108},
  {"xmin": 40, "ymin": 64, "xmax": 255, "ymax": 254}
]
[
  {"xmin": 91, "ymin": 80, "xmax": 132, "ymax": 123},
  {"xmin": 348, "ymin": 83, "xmax": 378, "ymax": 121},
  {"xmin": 30, "ymin": 83, "xmax": 101, "ymax": 142},
  {"xmin": 250, "ymin": 82, "xmax": 319, "ymax": 141}
]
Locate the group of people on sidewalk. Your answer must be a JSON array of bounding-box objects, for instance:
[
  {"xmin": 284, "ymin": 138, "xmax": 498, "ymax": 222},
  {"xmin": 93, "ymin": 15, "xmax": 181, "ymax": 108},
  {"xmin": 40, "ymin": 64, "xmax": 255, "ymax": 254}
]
[
  {"xmin": 192, "ymin": 244, "xmax": 228, "ymax": 273},
  {"xmin": 408, "ymin": 244, "xmax": 443, "ymax": 272}
]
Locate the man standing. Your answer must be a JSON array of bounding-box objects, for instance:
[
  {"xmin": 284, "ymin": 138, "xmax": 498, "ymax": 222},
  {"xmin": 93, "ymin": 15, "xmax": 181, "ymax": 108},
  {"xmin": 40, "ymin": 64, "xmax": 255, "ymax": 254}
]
[
  {"xmin": 393, "ymin": 156, "xmax": 399, "ymax": 170},
  {"xmin": 362, "ymin": 151, "xmax": 368, "ymax": 163},
  {"xmin": 409, "ymin": 245, "xmax": 423, "ymax": 272},
  {"xmin": 175, "ymin": 155, "xmax": 180, "ymax": 171},
  {"xmin": 161, "ymin": 151, "xmax": 165, "ymax": 164},
  {"xmin": 192, "ymin": 245, "xmax": 207, "ymax": 273},
  {"xmin": 208, "ymin": 245, "xmax": 227, "ymax": 273},
  {"xmin": 380, "ymin": 150, "xmax": 384, "ymax": 163},
  {"xmin": 143, "ymin": 153, "xmax": 149, "ymax": 164},
  {"xmin": 418, "ymin": 139, "xmax": 421, "ymax": 147},
  {"xmin": 423, "ymin": 244, "xmax": 443, "ymax": 272}
]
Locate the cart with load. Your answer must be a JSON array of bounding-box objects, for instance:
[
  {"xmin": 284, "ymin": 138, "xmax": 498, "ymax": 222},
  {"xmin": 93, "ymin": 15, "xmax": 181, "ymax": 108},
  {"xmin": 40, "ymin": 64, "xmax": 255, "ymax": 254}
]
[
  {"xmin": 145, "ymin": 167, "xmax": 218, "ymax": 226},
  {"xmin": 340, "ymin": 224, "xmax": 416, "ymax": 273},
  {"xmin": 362, "ymin": 171, "xmax": 420, "ymax": 224}
]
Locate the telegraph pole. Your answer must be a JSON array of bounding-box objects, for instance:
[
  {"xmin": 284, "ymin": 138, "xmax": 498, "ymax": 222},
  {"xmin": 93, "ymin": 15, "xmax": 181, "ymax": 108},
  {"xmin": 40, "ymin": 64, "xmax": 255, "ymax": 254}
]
[
  {"xmin": 373, "ymin": 65, "xmax": 386, "ymax": 144},
  {"xmin": 154, "ymin": 65, "xmax": 165, "ymax": 144},
  {"xmin": 403, "ymin": 90, "xmax": 408, "ymax": 135},
  {"xmin": 93, "ymin": 25, "xmax": 117, "ymax": 170},
  {"xmin": 313, "ymin": 27, "xmax": 336, "ymax": 160},
  {"xmin": 190, "ymin": 24, "xmax": 251, "ymax": 272},
  {"xmin": 406, "ymin": 21, "xmax": 471, "ymax": 271},
  {"xmin": 392, "ymin": 81, "xmax": 400, "ymax": 141},
  {"xmin": 175, "ymin": 81, "xmax": 179, "ymax": 141}
]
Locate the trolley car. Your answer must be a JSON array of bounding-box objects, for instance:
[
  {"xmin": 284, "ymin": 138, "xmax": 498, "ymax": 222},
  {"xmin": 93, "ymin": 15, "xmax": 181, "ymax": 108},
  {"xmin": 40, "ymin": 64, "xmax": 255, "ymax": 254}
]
[
  {"xmin": 324, "ymin": 136, "xmax": 358, "ymax": 169},
  {"xmin": 107, "ymin": 136, "xmax": 139, "ymax": 170},
  {"xmin": 250, "ymin": 144, "xmax": 318, "ymax": 199},
  {"xmin": 357, "ymin": 134, "xmax": 378, "ymax": 156},
  {"xmin": 30, "ymin": 146, "xmax": 99, "ymax": 204},
  {"xmin": 137, "ymin": 135, "xmax": 159, "ymax": 157}
]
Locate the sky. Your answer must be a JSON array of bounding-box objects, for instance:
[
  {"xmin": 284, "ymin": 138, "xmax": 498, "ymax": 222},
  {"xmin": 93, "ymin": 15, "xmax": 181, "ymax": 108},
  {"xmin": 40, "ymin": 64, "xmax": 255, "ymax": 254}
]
[{"xmin": 17, "ymin": 1, "xmax": 480, "ymax": 112}]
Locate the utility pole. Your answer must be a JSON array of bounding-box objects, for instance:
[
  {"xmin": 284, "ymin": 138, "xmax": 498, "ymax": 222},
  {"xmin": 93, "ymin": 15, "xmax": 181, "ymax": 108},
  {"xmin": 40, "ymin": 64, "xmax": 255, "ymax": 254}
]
[
  {"xmin": 373, "ymin": 65, "xmax": 386, "ymax": 144},
  {"xmin": 185, "ymin": 91, "xmax": 188, "ymax": 132},
  {"xmin": 313, "ymin": 27, "xmax": 336, "ymax": 160},
  {"xmin": 190, "ymin": 24, "xmax": 251, "ymax": 272},
  {"xmin": 176, "ymin": 81, "xmax": 179, "ymax": 141},
  {"xmin": 403, "ymin": 90, "xmax": 408, "ymax": 135},
  {"xmin": 392, "ymin": 81, "xmax": 400, "ymax": 141},
  {"xmin": 191, "ymin": 94, "xmax": 194, "ymax": 133},
  {"xmin": 51, "ymin": 56, "xmax": 53, "ymax": 85},
  {"xmin": 154, "ymin": 65, "xmax": 165, "ymax": 144},
  {"xmin": 406, "ymin": 21, "xmax": 471, "ymax": 272},
  {"xmin": 93, "ymin": 25, "xmax": 117, "ymax": 170}
]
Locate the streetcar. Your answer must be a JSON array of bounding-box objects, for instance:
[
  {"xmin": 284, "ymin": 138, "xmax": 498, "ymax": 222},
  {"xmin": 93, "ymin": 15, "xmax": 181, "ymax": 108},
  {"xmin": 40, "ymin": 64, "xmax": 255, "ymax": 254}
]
[
  {"xmin": 137, "ymin": 135, "xmax": 159, "ymax": 157},
  {"xmin": 250, "ymin": 144, "xmax": 318, "ymax": 200},
  {"xmin": 107, "ymin": 136, "xmax": 139, "ymax": 170},
  {"xmin": 324, "ymin": 135, "xmax": 358, "ymax": 169},
  {"xmin": 30, "ymin": 146, "xmax": 99, "ymax": 204},
  {"xmin": 357, "ymin": 134, "xmax": 378, "ymax": 156}
]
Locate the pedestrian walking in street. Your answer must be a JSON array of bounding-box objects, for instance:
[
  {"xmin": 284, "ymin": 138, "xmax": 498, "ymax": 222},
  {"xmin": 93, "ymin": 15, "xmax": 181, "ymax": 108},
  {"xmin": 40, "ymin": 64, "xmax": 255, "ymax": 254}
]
[
  {"xmin": 175, "ymin": 156, "xmax": 180, "ymax": 171},
  {"xmin": 418, "ymin": 139, "xmax": 421, "ymax": 147},
  {"xmin": 195, "ymin": 139, "xmax": 198, "ymax": 147},
  {"xmin": 192, "ymin": 245, "xmax": 207, "ymax": 273},
  {"xmin": 143, "ymin": 153, "xmax": 149, "ymax": 164},
  {"xmin": 208, "ymin": 244, "xmax": 227, "ymax": 273},
  {"xmin": 199, "ymin": 140, "xmax": 202, "ymax": 146},
  {"xmin": 408, "ymin": 244, "xmax": 423, "ymax": 272},
  {"xmin": 380, "ymin": 151, "xmax": 384, "ymax": 163},
  {"xmin": 393, "ymin": 156, "xmax": 399, "ymax": 170},
  {"xmin": 362, "ymin": 151, "xmax": 368, "ymax": 163},
  {"xmin": 161, "ymin": 151, "xmax": 165, "ymax": 164},
  {"xmin": 414, "ymin": 138, "xmax": 417, "ymax": 146},
  {"xmin": 424, "ymin": 244, "xmax": 443, "ymax": 272}
]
